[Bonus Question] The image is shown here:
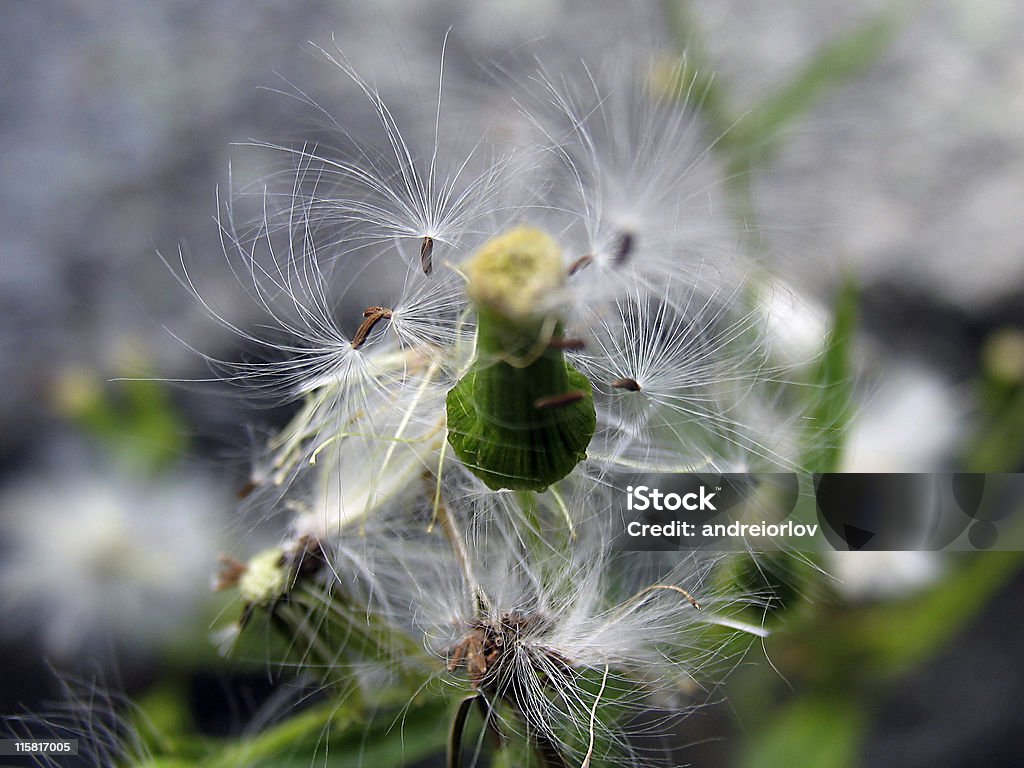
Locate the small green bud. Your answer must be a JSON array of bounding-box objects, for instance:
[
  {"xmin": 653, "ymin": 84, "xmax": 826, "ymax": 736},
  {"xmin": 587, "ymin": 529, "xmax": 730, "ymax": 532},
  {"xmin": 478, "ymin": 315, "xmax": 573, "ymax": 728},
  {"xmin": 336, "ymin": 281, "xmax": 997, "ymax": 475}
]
[{"xmin": 447, "ymin": 228, "xmax": 596, "ymax": 491}]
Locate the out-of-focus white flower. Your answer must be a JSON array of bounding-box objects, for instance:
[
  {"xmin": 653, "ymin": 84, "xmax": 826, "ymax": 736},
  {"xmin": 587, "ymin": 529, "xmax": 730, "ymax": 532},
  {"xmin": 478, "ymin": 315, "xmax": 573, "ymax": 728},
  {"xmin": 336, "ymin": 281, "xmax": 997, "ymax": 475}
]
[
  {"xmin": 828, "ymin": 550, "xmax": 945, "ymax": 601},
  {"xmin": 0, "ymin": 468, "xmax": 226, "ymax": 659},
  {"xmin": 758, "ymin": 282, "xmax": 830, "ymax": 366},
  {"xmin": 841, "ymin": 362, "xmax": 963, "ymax": 472}
]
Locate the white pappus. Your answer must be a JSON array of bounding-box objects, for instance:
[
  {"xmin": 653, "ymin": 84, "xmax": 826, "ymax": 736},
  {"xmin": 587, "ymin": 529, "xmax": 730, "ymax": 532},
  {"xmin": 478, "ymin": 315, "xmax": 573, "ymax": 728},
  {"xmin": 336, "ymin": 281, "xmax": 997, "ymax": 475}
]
[
  {"xmin": 184, "ymin": 39, "xmax": 813, "ymax": 541},
  {"xmin": 187, "ymin": 34, "xmax": 818, "ymax": 767}
]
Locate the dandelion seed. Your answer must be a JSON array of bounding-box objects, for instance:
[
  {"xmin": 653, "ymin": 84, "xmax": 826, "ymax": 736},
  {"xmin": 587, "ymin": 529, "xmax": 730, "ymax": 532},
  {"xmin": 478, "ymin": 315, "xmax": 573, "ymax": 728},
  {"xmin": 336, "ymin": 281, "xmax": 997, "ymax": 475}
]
[
  {"xmin": 629, "ymin": 583, "xmax": 703, "ymax": 611},
  {"xmin": 350, "ymin": 305, "xmax": 394, "ymax": 350},
  {"xmin": 568, "ymin": 254, "xmax": 593, "ymax": 275},
  {"xmin": 4, "ymin": 676, "xmax": 155, "ymax": 768},
  {"xmin": 580, "ymin": 664, "xmax": 610, "ymax": 768},
  {"xmin": 611, "ymin": 376, "xmax": 642, "ymax": 392},
  {"xmin": 548, "ymin": 336, "xmax": 587, "ymax": 351},
  {"xmin": 421, "ymin": 235, "xmax": 435, "ymax": 275},
  {"xmin": 612, "ymin": 230, "xmax": 635, "ymax": 265},
  {"xmin": 533, "ymin": 390, "xmax": 588, "ymax": 410},
  {"xmin": 214, "ymin": 555, "xmax": 248, "ymax": 592},
  {"xmin": 235, "ymin": 479, "xmax": 257, "ymax": 499}
]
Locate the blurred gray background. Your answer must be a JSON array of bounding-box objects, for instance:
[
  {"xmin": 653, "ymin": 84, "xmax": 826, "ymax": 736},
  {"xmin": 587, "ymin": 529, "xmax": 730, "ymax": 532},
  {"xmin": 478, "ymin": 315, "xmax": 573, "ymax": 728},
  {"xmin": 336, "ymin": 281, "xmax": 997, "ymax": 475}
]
[
  {"xmin": 3, "ymin": 0, "xmax": 1023, "ymax": 464},
  {"xmin": 2, "ymin": 1, "xmax": 1024, "ymax": 767}
]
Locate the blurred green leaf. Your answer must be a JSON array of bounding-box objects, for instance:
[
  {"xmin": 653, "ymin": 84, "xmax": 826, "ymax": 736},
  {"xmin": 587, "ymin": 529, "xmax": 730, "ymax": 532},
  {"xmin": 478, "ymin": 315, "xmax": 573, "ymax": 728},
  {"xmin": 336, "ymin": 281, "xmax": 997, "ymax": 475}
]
[
  {"xmin": 58, "ymin": 367, "xmax": 188, "ymax": 474},
  {"xmin": 237, "ymin": 694, "xmax": 450, "ymax": 768},
  {"xmin": 740, "ymin": 695, "xmax": 862, "ymax": 768},
  {"xmin": 965, "ymin": 329, "xmax": 1024, "ymax": 471},
  {"xmin": 204, "ymin": 700, "xmax": 361, "ymax": 768},
  {"xmin": 662, "ymin": 0, "xmax": 918, "ymax": 231},
  {"xmin": 832, "ymin": 551, "xmax": 1023, "ymax": 675},
  {"xmin": 660, "ymin": 0, "xmax": 733, "ymax": 132},
  {"xmin": 802, "ymin": 275, "xmax": 859, "ymax": 473},
  {"xmin": 133, "ymin": 682, "xmax": 193, "ymax": 757},
  {"xmin": 662, "ymin": 0, "xmax": 917, "ymax": 163},
  {"xmin": 723, "ymin": 4, "xmax": 916, "ymax": 173}
]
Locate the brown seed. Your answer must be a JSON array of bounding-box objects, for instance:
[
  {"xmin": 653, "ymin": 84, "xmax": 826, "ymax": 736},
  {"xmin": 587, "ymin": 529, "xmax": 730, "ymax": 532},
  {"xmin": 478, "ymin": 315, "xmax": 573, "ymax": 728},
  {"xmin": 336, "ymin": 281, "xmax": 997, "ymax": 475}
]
[
  {"xmin": 611, "ymin": 377, "xmax": 641, "ymax": 392},
  {"xmin": 636, "ymin": 583, "xmax": 702, "ymax": 611},
  {"xmin": 548, "ymin": 337, "xmax": 586, "ymax": 351},
  {"xmin": 214, "ymin": 555, "xmax": 248, "ymax": 591},
  {"xmin": 568, "ymin": 254, "xmax": 593, "ymax": 275},
  {"xmin": 351, "ymin": 306, "xmax": 394, "ymax": 350},
  {"xmin": 420, "ymin": 235, "xmax": 434, "ymax": 275},
  {"xmin": 235, "ymin": 479, "xmax": 257, "ymax": 500},
  {"xmin": 613, "ymin": 231, "xmax": 634, "ymax": 265},
  {"xmin": 533, "ymin": 390, "xmax": 587, "ymax": 410}
]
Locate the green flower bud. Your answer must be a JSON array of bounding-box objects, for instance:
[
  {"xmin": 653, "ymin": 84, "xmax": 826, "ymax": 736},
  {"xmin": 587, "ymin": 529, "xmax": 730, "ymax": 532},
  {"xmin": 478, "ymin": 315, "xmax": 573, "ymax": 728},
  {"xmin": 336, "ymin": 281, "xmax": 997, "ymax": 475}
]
[{"xmin": 446, "ymin": 228, "xmax": 596, "ymax": 491}]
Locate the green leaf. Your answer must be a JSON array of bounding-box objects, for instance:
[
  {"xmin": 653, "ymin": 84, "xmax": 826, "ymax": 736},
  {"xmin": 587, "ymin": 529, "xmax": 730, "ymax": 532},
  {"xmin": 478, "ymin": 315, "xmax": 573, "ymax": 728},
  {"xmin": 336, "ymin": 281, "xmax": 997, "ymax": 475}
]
[
  {"xmin": 965, "ymin": 329, "xmax": 1024, "ymax": 471},
  {"xmin": 237, "ymin": 695, "xmax": 451, "ymax": 768},
  {"xmin": 740, "ymin": 695, "xmax": 863, "ymax": 768},
  {"xmin": 724, "ymin": 3, "xmax": 918, "ymax": 174},
  {"xmin": 802, "ymin": 275, "xmax": 859, "ymax": 473},
  {"xmin": 57, "ymin": 367, "xmax": 188, "ymax": 475},
  {"xmin": 199, "ymin": 699, "xmax": 363, "ymax": 768}
]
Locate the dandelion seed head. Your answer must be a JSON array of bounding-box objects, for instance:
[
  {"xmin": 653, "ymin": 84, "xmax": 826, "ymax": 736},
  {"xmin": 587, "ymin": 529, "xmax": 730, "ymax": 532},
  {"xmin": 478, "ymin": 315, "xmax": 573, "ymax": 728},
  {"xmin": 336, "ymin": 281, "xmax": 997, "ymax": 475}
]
[
  {"xmin": 193, "ymin": 36, "xmax": 817, "ymax": 517},
  {"xmin": 386, "ymin": 502, "xmax": 770, "ymax": 765},
  {"xmin": 197, "ymin": 41, "xmax": 813, "ymax": 752}
]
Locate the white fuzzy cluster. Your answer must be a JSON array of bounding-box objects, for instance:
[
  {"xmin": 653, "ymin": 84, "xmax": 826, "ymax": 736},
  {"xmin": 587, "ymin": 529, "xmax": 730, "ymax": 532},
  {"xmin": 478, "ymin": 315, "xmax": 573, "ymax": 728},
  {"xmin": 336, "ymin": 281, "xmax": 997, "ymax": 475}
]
[
  {"xmin": 194, "ymin": 38, "xmax": 819, "ymax": 765},
  {"xmin": 190, "ymin": 42, "xmax": 814, "ymax": 539},
  {"xmin": 360, "ymin": 488, "xmax": 769, "ymax": 765}
]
